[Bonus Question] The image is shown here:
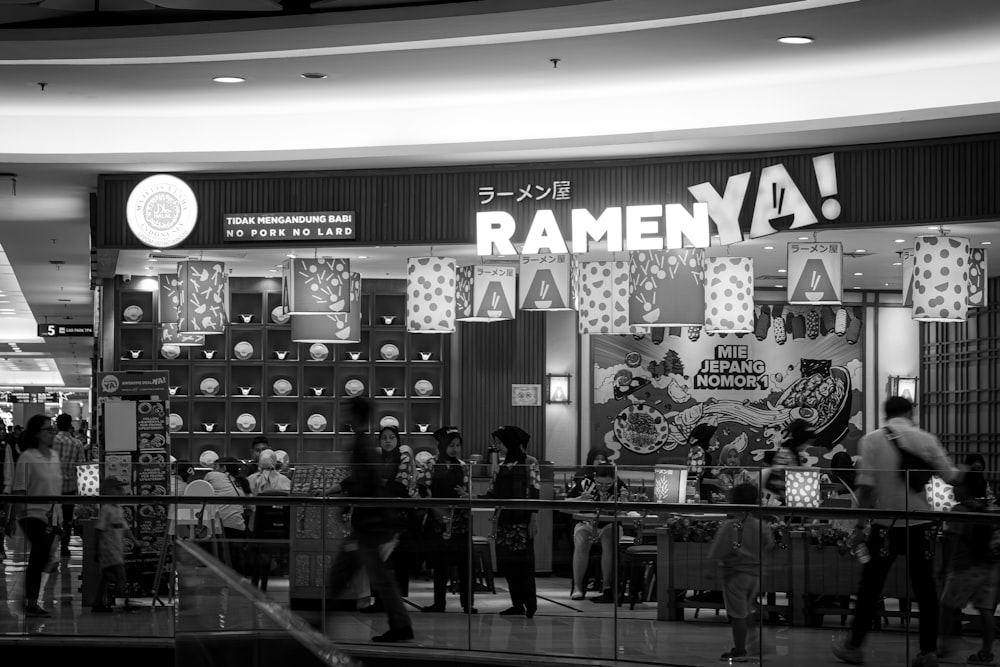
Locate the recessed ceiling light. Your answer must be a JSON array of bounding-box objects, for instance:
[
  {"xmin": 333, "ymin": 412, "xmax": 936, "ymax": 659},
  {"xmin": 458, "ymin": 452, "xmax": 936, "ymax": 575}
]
[
  {"xmin": 777, "ymin": 36, "xmax": 814, "ymax": 45},
  {"xmin": 885, "ymin": 283, "xmax": 890, "ymax": 287},
  {"xmin": 764, "ymin": 246, "xmax": 774, "ymax": 250},
  {"xmin": 776, "ymin": 284, "xmax": 785, "ymax": 288},
  {"xmin": 778, "ymin": 269, "xmax": 787, "ymax": 273},
  {"xmin": 855, "ymin": 249, "xmax": 866, "ymax": 253},
  {"xmin": 300, "ymin": 72, "xmax": 327, "ymax": 80},
  {"xmin": 983, "ymin": 241, "xmax": 992, "ymax": 245},
  {"xmin": 286, "ymin": 253, "xmax": 296, "ymax": 258},
  {"xmin": 894, "ymin": 239, "xmax": 906, "ymax": 243},
  {"xmin": 212, "ymin": 76, "xmax": 245, "ymax": 84},
  {"xmin": 928, "ymin": 226, "xmax": 940, "ymax": 230},
  {"xmin": 144, "ymin": 266, "xmax": 154, "ymax": 270},
  {"xmin": 892, "ymin": 262, "xmax": 902, "ymax": 266},
  {"xmin": 268, "ymin": 269, "xmax": 278, "ymax": 273},
  {"xmin": 357, "ymin": 255, "xmax": 368, "ymax": 259},
  {"xmin": 797, "ymin": 236, "xmax": 810, "ymax": 240},
  {"xmin": 853, "ymin": 272, "xmax": 863, "ymax": 276}
]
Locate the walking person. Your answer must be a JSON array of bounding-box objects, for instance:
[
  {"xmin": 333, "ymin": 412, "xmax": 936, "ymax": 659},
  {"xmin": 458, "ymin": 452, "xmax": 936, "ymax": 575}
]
[
  {"xmin": 11, "ymin": 414, "xmax": 62, "ymax": 617},
  {"xmin": 52, "ymin": 414, "xmax": 85, "ymax": 556},
  {"xmin": 325, "ymin": 397, "xmax": 413, "ymax": 642},
  {"xmin": 483, "ymin": 425, "xmax": 539, "ymax": 618},
  {"xmin": 832, "ymin": 396, "xmax": 961, "ymax": 667}
]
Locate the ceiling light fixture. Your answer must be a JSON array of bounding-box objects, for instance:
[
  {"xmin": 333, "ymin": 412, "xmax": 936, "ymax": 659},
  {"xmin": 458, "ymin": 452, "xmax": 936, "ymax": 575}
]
[
  {"xmin": 853, "ymin": 272, "xmax": 863, "ymax": 276},
  {"xmin": 855, "ymin": 249, "xmax": 866, "ymax": 253},
  {"xmin": 357, "ymin": 255, "xmax": 368, "ymax": 259},
  {"xmin": 892, "ymin": 262, "xmax": 902, "ymax": 266},
  {"xmin": 300, "ymin": 72, "xmax": 327, "ymax": 80},
  {"xmin": 212, "ymin": 76, "xmax": 246, "ymax": 84},
  {"xmin": 895, "ymin": 239, "xmax": 905, "ymax": 243},
  {"xmin": 798, "ymin": 236, "xmax": 809, "ymax": 240},
  {"xmin": 764, "ymin": 246, "xmax": 774, "ymax": 250},
  {"xmin": 777, "ymin": 36, "xmax": 814, "ymax": 45},
  {"xmin": 983, "ymin": 241, "xmax": 992, "ymax": 245}
]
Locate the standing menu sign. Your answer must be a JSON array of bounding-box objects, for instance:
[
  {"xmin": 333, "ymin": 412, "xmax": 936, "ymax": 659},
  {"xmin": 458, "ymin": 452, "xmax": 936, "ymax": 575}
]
[{"xmin": 96, "ymin": 371, "xmax": 171, "ymax": 599}]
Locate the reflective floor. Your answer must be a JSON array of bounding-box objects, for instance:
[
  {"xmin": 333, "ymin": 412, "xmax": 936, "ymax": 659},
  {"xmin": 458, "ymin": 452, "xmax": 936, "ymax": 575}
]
[{"xmin": 0, "ymin": 533, "xmax": 983, "ymax": 666}]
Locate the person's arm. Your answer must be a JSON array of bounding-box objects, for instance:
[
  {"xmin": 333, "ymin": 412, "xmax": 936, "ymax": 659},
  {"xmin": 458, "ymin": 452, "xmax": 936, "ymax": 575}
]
[{"xmin": 927, "ymin": 437, "xmax": 962, "ymax": 484}]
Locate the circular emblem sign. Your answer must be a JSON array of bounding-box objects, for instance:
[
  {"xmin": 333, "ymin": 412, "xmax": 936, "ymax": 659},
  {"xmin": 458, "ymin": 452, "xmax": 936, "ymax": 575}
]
[
  {"xmin": 126, "ymin": 174, "xmax": 198, "ymax": 248},
  {"xmin": 100, "ymin": 374, "xmax": 120, "ymax": 394}
]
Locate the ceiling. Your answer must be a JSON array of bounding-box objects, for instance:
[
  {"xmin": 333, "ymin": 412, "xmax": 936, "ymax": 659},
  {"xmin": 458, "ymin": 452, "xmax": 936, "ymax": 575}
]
[{"xmin": 1, "ymin": 0, "xmax": 1000, "ymax": 389}]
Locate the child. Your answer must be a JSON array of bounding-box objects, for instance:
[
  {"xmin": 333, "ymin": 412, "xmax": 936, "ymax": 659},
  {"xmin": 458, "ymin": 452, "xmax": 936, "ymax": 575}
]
[
  {"xmin": 938, "ymin": 478, "xmax": 999, "ymax": 666},
  {"xmin": 707, "ymin": 482, "xmax": 774, "ymax": 662},
  {"xmin": 92, "ymin": 477, "xmax": 137, "ymax": 613}
]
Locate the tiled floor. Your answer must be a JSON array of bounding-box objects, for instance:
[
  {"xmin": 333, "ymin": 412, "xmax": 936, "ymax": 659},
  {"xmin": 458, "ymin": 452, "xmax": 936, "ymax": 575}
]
[{"xmin": 0, "ymin": 533, "xmax": 985, "ymax": 666}]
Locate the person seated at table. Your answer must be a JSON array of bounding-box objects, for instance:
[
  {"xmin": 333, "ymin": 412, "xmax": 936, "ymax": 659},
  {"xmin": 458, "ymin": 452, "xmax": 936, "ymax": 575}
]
[
  {"xmin": 964, "ymin": 453, "xmax": 996, "ymax": 506},
  {"xmin": 567, "ymin": 463, "xmax": 630, "ymax": 602},
  {"xmin": 571, "ymin": 448, "xmax": 613, "ymax": 489},
  {"xmin": 687, "ymin": 424, "xmax": 718, "ymax": 502},
  {"xmin": 713, "ymin": 443, "xmax": 756, "ymax": 494},
  {"xmin": 824, "ymin": 451, "xmax": 857, "ymax": 495}
]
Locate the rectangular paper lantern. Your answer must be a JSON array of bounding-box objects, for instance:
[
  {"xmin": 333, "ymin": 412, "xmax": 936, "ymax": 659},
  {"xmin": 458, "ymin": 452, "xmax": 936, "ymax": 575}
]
[
  {"xmin": 787, "ymin": 242, "xmax": 842, "ymax": 305},
  {"xmin": 786, "ymin": 468, "xmax": 821, "ymax": 508},
  {"xmin": 902, "ymin": 249, "xmax": 915, "ymax": 307},
  {"xmin": 925, "ymin": 476, "xmax": 958, "ymax": 512},
  {"xmin": 158, "ymin": 274, "xmax": 205, "ymax": 346},
  {"xmin": 968, "ymin": 247, "xmax": 988, "ymax": 307},
  {"xmin": 912, "ymin": 236, "xmax": 969, "ymax": 322},
  {"xmin": 176, "ymin": 261, "xmax": 227, "ymax": 335},
  {"xmin": 472, "ymin": 265, "xmax": 516, "ymax": 322},
  {"xmin": 654, "ymin": 464, "xmax": 688, "ymax": 504},
  {"xmin": 629, "ymin": 249, "xmax": 705, "ymax": 327},
  {"xmin": 407, "ymin": 257, "xmax": 457, "ymax": 333},
  {"xmin": 519, "ymin": 254, "xmax": 574, "ymax": 310},
  {"xmin": 291, "ymin": 272, "xmax": 361, "ymax": 343},
  {"xmin": 577, "ymin": 261, "xmax": 648, "ymax": 335},
  {"xmin": 703, "ymin": 257, "xmax": 754, "ymax": 333},
  {"xmin": 282, "ymin": 258, "xmax": 351, "ymax": 315}
]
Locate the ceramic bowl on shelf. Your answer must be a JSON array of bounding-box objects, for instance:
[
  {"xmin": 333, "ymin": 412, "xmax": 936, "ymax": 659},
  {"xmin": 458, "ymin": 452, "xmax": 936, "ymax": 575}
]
[
  {"xmin": 274, "ymin": 350, "xmax": 289, "ymax": 360},
  {"xmin": 199, "ymin": 377, "xmax": 220, "ymax": 396},
  {"xmin": 307, "ymin": 414, "xmax": 327, "ymax": 432},
  {"xmin": 123, "ymin": 305, "xmax": 143, "ymax": 322},
  {"xmin": 347, "ymin": 351, "xmax": 362, "ymax": 361},
  {"xmin": 236, "ymin": 413, "xmax": 257, "ymax": 432},
  {"xmin": 161, "ymin": 344, "xmax": 181, "ymax": 360},
  {"xmin": 233, "ymin": 341, "xmax": 254, "ymax": 360},
  {"xmin": 202, "ymin": 350, "xmax": 216, "ymax": 359},
  {"xmin": 419, "ymin": 352, "xmax": 433, "ymax": 361},
  {"xmin": 273, "ymin": 379, "xmax": 293, "ymax": 396},
  {"xmin": 199, "ymin": 450, "xmax": 219, "ymax": 467},
  {"xmin": 381, "ymin": 315, "xmax": 396, "ymax": 325},
  {"xmin": 128, "ymin": 349, "xmax": 143, "ymax": 359},
  {"xmin": 168, "ymin": 386, "xmax": 181, "ymax": 396},
  {"xmin": 202, "ymin": 423, "xmax": 216, "ymax": 433},
  {"xmin": 271, "ymin": 306, "xmax": 290, "ymax": 325},
  {"xmin": 379, "ymin": 415, "xmax": 399, "ymax": 430},
  {"xmin": 416, "ymin": 423, "xmax": 431, "ymax": 433},
  {"xmin": 239, "ymin": 386, "xmax": 254, "ymax": 396},
  {"xmin": 275, "ymin": 423, "xmax": 290, "ymax": 433},
  {"xmin": 383, "ymin": 387, "xmax": 396, "ymax": 397},
  {"xmin": 379, "ymin": 343, "xmax": 400, "ymax": 361},
  {"xmin": 310, "ymin": 386, "xmax": 324, "ymax": 396},
  {"xmin": 309, "ymin": 343, "xmax": 329, "ymax": 361},
  {"xmin": 414, "ymin": 379, "xmax": 434, "ymax": 396},
  {"xmin": 239, "ymin": 313, "xmax": 254, "ymax": 323},
  {"xmin": 168, "ymin": 413, "xmax": 184, "ymax": 432},
  {"xmin": 344, "ymin": 379, "xmax": 365, "ymax": 397}
]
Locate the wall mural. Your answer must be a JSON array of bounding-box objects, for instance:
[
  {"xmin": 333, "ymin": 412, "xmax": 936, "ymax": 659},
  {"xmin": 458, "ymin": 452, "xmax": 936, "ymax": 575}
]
[{"xmin": 591, "ymin": 304, "xmax": 865, "ymax": 469}]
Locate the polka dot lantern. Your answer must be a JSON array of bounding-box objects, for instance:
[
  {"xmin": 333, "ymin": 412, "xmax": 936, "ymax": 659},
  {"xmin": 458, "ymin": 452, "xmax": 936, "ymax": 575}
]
[
  {"xmin": 925, "ymin": 476, "xmax": 957, "ymax": 512},
  {"xmin": 785, "ymin": 468, "xmax": 821, "ymax": 508},
  {"xmin": 76, "ymin": 462, "xmax": 101, "ymax": 497},
  {"xmin": 703, "ymin": 257, "xmax": 754, "ymax": 334},
  {"xmin": 968, "ymin": 247, "xmax": 988, "ymax": 308},
  {"xmin": 577, "ymin": 261, "xmax": 648, "ymax": 335},
  {"xmin": 407, "ymin": 257, "xmax": 457, "ymax": 333},
  {"xmin": 912, "ymin": 236, "xmax": 970, "ymax": 322}
]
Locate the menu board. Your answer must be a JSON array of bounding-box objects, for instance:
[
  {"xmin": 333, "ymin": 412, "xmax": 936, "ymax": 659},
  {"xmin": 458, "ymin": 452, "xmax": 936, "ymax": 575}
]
[
  {"xmin": 290, "ymin": 464, "xmax": 348, "ymax": 495},
  {"xmin": 104, "ymin": 454, "xmax": 134, "ymax": 494},
  {"xmin": 137, "ymin": 400, "xmax": 168, "ymax": 450}
]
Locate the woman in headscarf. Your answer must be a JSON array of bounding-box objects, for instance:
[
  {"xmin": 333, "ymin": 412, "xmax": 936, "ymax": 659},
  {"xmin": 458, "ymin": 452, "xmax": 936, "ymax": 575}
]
[
  {"xmin": 687, "ymin": 423, "xmax": 718, "ymax": 502},
  {"xmin": 247, "ymin": 449, "xmax": 291, "ymax": 496},
  {"xmin": 963, "ymin": 453, "xmax": 995, "ymax": 506},
  {"xmin": 377, "ymin": 425, "xmax": 417, "ymax": 599},
  {"xmin": 714, "ymin": 443, "xmax": 756, "ymax": 493},
  {"xmin": 245, "ymin": 449, "xmax": 290, "ymax": 592},
  {"xmin": 418, "ymin": 426, "xmax": 474, "ymax": 613},
  {"xmin": 482, "ymin": 425, "xmax": 539, "ymax": 618}
]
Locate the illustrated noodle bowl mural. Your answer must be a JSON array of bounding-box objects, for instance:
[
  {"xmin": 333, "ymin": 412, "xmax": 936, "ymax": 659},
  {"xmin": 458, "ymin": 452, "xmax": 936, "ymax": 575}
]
[{"xmin": 591, "ymin": 303, "xmax": 864, "ymax": 468}]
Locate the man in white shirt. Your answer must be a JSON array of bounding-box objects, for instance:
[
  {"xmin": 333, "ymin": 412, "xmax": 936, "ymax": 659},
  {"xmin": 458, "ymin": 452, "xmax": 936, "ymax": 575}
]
[{"xmin": 833, "ymin": 396, "xmax": 961, "ymax": 667}]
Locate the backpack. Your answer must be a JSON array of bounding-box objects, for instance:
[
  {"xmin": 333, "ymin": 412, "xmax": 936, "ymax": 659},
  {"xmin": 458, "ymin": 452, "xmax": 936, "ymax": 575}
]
[{"xmin": 883, "ymin": 426, "xmax": 934, "ymax": 493}]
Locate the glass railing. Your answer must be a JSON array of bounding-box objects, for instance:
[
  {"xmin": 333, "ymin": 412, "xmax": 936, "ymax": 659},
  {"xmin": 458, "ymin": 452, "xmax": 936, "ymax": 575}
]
[{"xmin": 1, "ymin": 462, "xmax": 995, "ymax": 667}]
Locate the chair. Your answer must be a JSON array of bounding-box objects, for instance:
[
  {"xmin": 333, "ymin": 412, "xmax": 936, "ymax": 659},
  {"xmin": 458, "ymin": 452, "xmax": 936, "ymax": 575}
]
[
  {"xmin": 472, "ymin": 536, "xmax": 496, "ymax": 594},
  {"xmin": 153, "ymin": 479, "xmax": 224, "ymax": 604},
  {"xmin": 248, "ymin": 490, "xmax": 290, "ymax": 592},
  {"xmin": 617, "ymin": 512, "xmax": 658, "ymax": 610}
]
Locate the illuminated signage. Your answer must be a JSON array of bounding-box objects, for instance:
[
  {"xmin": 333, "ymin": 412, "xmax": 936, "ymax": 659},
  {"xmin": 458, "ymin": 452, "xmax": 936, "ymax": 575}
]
[
  {"xmin": 223, "ymin": 212, "xmax": 356, "ymax": 241},
  {"xmin": 38, "ymin": 323, "xmax": 94, "ymax": 337}
]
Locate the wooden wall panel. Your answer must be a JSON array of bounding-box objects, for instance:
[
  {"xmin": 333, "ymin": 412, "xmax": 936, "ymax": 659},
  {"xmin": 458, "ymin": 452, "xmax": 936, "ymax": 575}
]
[{"xmin": 458, "ymin": 314, "xmax": 547, "ymax": 461}]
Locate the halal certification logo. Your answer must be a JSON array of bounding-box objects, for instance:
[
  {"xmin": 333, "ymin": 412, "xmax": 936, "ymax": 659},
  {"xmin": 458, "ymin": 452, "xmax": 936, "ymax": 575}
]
[{"xmin": 126, "ymin": 174, "xmax": 198, "ymax": 248}]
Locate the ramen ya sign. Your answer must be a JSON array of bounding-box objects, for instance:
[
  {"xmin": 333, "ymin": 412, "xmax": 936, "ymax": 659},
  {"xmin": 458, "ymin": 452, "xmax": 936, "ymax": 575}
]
[{"xmin": 477, "ymin": 153, "xmax": 841, "ymax": 255}]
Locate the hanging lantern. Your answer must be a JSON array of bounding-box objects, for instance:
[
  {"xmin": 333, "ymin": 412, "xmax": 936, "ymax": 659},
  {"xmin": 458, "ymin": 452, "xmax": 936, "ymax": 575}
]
[
  {"xmin": 754, "ymin": 305, "xmax": 771, "ymax": 341},
  {"xmin": 968, "ymin": 247, "xmax": 988, "ymax": 308},
  {"xmin": 158, "ymin": 274, "xmax": 204, "ymax": 346},
  {"xmin": 577, "ymin": 261, "xmax": 648, "ymax": 335},
  {"xmin": 407, "ymin": 257, "xmax": 457, "ymax": 333},
  {"xmin": 912, "ymin": 236, "xmax": 970, "ymax": 322},
  {"xmin": 787, "ymin": 242, "xmax": 842, "ymax": 305},
  {"xmin": 291, "ymin": 272, "xmax": 361, "ymax": 343},
  {"xmin": 518, "ymin": 254, "xmax": 575, "ymax": 311},
  {"xmin": 703, "ymin": 257, "xmax": 754, "ymax": 334},
  {"xmin": 629, "ymin": 249, "xmax": 705, "ymax": 327},
  {"xmin": 282, "ymin": 258, "xmax": 351, "ymax": 315},
  {"xmin": 805, "ymin": 309, "xmax": 820, "ymax": 339},
  {"xmin": 785, "ymin": 468, "xmax": 821, "ymax": 508},
  {"xmin": 901, "ymin": 249, "xmax": 915, "ymax": 307},
  {"xmin": 176, "ymin": 261, "xmax": 226, "ymax": 335},
  {"xmin": 456, "ymin": 265, "xmax": 516, "ymax": 322}
]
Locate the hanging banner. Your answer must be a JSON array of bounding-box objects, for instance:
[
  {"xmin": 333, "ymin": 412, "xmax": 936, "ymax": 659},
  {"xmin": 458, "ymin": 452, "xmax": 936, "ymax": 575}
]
[
  {"xmin": 472, "ymin": 265, "xmax": 516, "ymax": 321},
  {"xmin": 98, "ymin": 371, "xmax": 170, "ymax": 398},
  {"xmin": 787, "ymin": 242, "xmax": 843, "ymax": 305},
  {"xmin": 519, "ymin": 254, "xmax": 573, "ymax": 310},
  {"xmin": 629, "ymin": 249, "xmax": 705, "ymax": 327}
]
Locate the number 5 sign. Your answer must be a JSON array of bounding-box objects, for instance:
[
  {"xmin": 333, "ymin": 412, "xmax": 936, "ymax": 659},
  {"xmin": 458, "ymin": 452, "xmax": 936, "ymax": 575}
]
[{"xmin": 787, "ymin": 242, "xmax": 843, "ymax": 305}]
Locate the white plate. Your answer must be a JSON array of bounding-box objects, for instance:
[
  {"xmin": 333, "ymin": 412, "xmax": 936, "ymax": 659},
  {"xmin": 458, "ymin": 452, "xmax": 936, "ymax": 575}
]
[
  {"xmin": 273, "ymin": 379, "xmax": 293, "ymax": 396},
  {"xmin": 161, "ymin": 344, "xmax": 181, "ymax": 360},
  {"xmin": 379, "ymin": 415, "xmax": 399, "ymax": 429},
  {"xmin": 271, "ymin": 306, "xmax": 290, "ymax": 325},
  {"xmin": 199, "ymin": 449, "xmax": 219, "ymax": 467},
  {"xmin": 123, "ymin": 305, "xmax": 143, "ymax": 322},
  {"xmin": 168, "ymin": 413, "xmax": 183, "ymax": 432},
  {"xmin": 380, "ymin": 343, "xmax": 400, "ymax": 360},
  {"xmin": 199, "ymin": 377, "xmax": 220, "ymax": 395},
  {"xmin": 233, "ymin": 341, "xmax": 254, "ymax": 360},
  {"xmin": 309, "ymin": 343, "xmax": 329, "ymax": 361},
  {"xmin": 236, "ymin": 413, "xmax": 257, "ymax": 432},
  {"xmin": 345, "ymin": 379, "xmax": 365, "ymax": 397},
  {"xmin": 414, "ymin": 379, "xmax": 434, "ymax": 396},
  {"xmin": 307, "ymin": 414, "xmax": 327, "ymax": 432}
]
